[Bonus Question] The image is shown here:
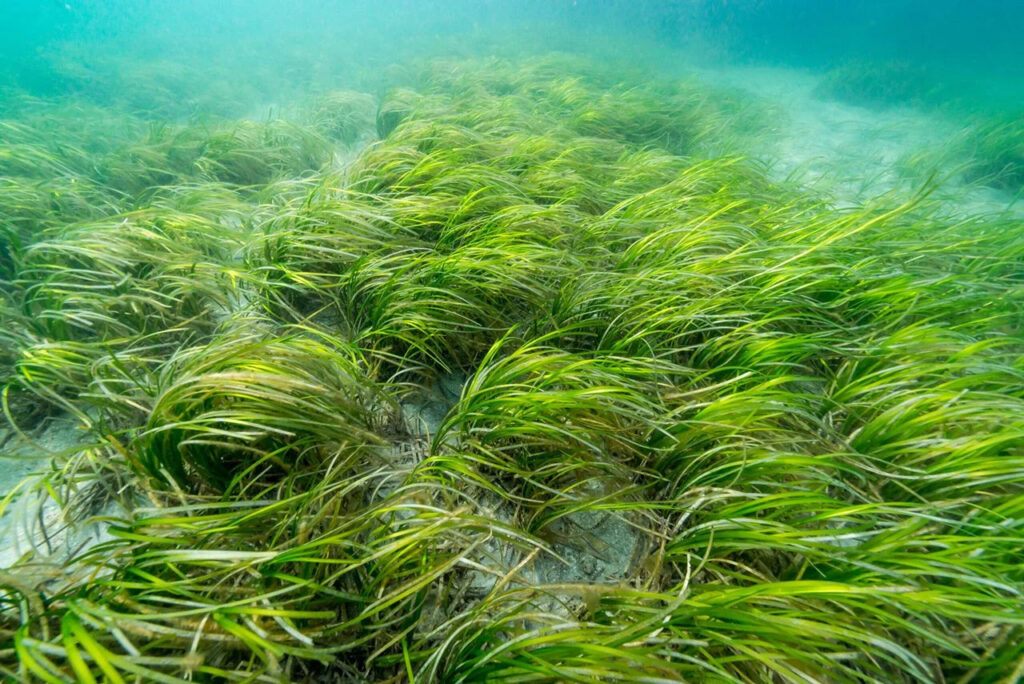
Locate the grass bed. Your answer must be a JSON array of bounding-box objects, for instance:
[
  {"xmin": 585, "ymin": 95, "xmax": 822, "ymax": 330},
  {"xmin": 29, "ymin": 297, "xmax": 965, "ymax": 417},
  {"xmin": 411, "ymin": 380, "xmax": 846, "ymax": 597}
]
[{"xmin": 1, "ymin": 54, "xmax": 1022, "ymax": 682}]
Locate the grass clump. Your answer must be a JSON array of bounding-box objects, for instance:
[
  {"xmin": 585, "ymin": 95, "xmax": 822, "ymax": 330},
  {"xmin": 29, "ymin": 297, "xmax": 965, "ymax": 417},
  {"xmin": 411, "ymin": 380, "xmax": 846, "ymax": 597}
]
[
  {"xmin": 308, "ymin": 90, "xmax": 377, "ymax": 146},
  {"xmin": 899, "ymin": 112, "xmax": 1024, "ymax": 195},
  {"xmin": 814, "ymin": 59, "xmax": 955, "ymax": 109},
  {"xmin": 959, "ymin": 115, "xmax": 1024, "ymax": 192},
  {"xmin": 134, "ymin": 330, "xmax": 390, "ymax": 494},
  {"xmin": 1, "ymin": 54, "xmax": 1023, "ymax": 683}
]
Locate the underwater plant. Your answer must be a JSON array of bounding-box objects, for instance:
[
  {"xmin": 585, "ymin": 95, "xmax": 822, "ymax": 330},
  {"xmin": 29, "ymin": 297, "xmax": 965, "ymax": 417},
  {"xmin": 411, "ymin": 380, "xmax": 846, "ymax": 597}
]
[
  {"xmin": 1, "ymin": 54, "xmax": 1022, "ymax": 683},
  {"xmin": 960, "ymin": 114, "xmax": 1024, "ymax": 192},
  {"xmin": 308, "ymin": 90, "xmax": 377, "ymax": 146},
  {"xmin": 814, "ymin": 60, "xmax": 955, "ymax": 110}
]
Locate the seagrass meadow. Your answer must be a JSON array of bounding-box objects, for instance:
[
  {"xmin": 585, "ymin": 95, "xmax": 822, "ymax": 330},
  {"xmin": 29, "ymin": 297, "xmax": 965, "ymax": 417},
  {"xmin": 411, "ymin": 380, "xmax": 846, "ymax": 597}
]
[{"xmin": 1, "ymin": 6, "xmax": 1024, "ymax": 683}]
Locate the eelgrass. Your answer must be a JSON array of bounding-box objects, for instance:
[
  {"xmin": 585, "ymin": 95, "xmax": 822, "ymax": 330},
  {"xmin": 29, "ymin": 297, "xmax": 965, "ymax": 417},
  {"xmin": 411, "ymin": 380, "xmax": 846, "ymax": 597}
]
[
  {"xmin": 1, "ymin": 55, "xmax": 1023, "ymax": 682},
  {"xmin": 960, "ymin": 114, "xmax": 1024, "ymax": 192},
  {"xmin": 814, "ymin": 60, "xmax": 956, "ymax": 110}
]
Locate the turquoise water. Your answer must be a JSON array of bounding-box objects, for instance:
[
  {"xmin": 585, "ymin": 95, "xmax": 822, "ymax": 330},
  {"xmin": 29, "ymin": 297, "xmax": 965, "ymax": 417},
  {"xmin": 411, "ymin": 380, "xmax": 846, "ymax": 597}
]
[{"xmin": 3, "ymin": 1, "xmax": 1023, "ymax": 108}]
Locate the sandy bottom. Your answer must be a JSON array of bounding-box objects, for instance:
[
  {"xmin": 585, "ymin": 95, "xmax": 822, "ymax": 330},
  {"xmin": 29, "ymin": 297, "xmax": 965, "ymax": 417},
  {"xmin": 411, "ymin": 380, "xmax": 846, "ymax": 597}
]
[
  {"xmin": 0, "ymin": 414, "xmax": 108, "ymax": 568},
  {"xmin": 697, "ymin": 64, "xmax": 1020, "ymax": 214}
]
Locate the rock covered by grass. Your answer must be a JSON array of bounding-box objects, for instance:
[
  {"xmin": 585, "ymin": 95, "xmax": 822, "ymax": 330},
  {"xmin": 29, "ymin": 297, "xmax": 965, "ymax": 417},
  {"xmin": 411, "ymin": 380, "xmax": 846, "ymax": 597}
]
[{"xmin": 0, "ymin": 55, "xmax": 1022, "ymax": 682}]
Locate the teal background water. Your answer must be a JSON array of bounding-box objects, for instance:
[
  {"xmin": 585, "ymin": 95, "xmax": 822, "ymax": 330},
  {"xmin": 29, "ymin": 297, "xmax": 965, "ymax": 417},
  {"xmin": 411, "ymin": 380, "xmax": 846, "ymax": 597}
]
[{"xmin": 2, "ymin": 1, "xmax": 1022, "ymax": 112}]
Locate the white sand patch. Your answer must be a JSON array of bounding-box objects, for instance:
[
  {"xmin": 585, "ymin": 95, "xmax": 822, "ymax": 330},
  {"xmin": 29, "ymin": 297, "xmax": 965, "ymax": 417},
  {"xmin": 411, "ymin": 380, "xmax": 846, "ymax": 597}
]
[
  {"xmin": 694, "ymin": 64, "xmax": 1021, "ymax": 215},
  {"xmin": 0, "ymin": 414, "xmax": 120, "ymax": 570}
]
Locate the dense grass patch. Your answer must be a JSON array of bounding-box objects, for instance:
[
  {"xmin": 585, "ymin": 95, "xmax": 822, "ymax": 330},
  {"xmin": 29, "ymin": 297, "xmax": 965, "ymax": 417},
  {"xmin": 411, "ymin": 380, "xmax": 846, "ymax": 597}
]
[
  {"xmin": 960, "ymin": 115, "xmax": 1024, "ymax": 192},
  {"xmin": 1, "ymin": 55, "xmax": 1022, "ymax": 682}
]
